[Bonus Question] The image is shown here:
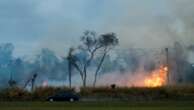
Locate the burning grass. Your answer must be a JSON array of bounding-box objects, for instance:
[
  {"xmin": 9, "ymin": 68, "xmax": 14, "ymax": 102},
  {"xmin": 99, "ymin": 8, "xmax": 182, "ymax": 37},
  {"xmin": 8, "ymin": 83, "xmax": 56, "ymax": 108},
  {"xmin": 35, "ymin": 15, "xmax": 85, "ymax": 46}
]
[
  {"xmin": 144, "ymin": 66, "xmax": 168, "ymax": 87},
  {"xmin": 98, "ymin": 65, "xmax": 169, "ymax": 88}
]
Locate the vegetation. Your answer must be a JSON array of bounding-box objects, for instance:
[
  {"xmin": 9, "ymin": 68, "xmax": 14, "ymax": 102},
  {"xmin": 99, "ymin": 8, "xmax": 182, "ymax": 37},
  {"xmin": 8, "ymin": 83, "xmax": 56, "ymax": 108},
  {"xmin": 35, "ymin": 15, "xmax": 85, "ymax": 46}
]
[
  {"xmin": 0, "ymin": 86, "xmax": 194, "ymax": 101},
  {"xmin": 80, "ymin": 86, "xmax": 194, "ymax": 101},
  {"xmin": 67, "ymin": 30, "xmax": 119, "ymax": 87}
]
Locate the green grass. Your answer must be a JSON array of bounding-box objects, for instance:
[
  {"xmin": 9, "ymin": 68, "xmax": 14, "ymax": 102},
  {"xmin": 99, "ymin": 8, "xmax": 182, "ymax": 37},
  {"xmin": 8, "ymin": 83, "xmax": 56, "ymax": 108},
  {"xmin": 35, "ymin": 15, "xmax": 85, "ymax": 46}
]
[{"xmin": 0, "ymin": 101, "xmax": 193, "ymax": 110}]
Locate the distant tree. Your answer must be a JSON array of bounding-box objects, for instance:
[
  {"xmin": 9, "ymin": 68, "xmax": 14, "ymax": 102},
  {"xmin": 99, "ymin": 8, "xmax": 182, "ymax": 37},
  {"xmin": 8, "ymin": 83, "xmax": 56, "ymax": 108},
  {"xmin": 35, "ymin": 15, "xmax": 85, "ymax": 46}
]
[
  {"xmin": 93, "ymin": 33, "xmax": 119, "ymax": 86},
  {"xmin": 66, "ymin": 48, "xmax": 74, "ymax": 88},
  {"xmin": 8, "ymin": 73, "xmax": 17, "ymax": 88},
  {"xmin": 69, "ymin": 31, "xmax": 119, "ymax": 87},
  {"xmin": 0, "ymin": 43, "xmax": 14, "ymax": 66},
  {"xmin": 34, "ymin": 48, "xmax": 60, "ymax": 79},
  {"xmin": 0, "ymin": 43, "xmax": 15, "ymax": 87},
  {"xmin": 31, "ymin": 73, "xmax": 38, "ymax": 91},
  {"xmin": 23, "ymin": 73, "xmax": 38, "ymax": 91},
  {"xmin": 79, "ymin": 31, "xmax": 101, "ymax": 87},
  {"xmin": 66, "ymin": 50, "xmax": 84, "ymax": 85},
  {"xmin": 173, "ymin": 42, "xmax": 186, "ymax": 83}
]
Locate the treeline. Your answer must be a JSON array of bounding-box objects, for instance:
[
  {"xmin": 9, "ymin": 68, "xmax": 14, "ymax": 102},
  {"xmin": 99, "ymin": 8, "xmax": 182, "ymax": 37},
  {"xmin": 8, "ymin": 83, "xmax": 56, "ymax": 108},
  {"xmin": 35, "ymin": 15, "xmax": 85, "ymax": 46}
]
[
  {"xmin": 0, "ymin": 31, "xmax": 119, "ymax": 88},
  {"xmin": 0, "ymin": 31, "xmax": 194, "ymax": 89},
  {"xmin": 0, "ymin": 44, "xmax": 69, "ymax": 87}
]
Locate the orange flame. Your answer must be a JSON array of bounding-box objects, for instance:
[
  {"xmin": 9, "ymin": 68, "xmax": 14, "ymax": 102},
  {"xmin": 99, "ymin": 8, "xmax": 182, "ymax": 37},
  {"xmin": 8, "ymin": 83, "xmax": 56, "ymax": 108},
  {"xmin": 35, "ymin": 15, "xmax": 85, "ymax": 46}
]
[{"xmin": 144, "ymin": 66, "xmax": 168, "ymax": 87}]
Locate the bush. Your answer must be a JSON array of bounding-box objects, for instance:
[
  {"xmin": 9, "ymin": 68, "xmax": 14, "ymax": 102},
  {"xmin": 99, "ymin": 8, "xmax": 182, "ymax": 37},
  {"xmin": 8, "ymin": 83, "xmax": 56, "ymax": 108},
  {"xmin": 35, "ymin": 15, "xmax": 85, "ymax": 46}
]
[{"xmin": 0, "ymin": 87, "xmax": 30, "ymax": 101}]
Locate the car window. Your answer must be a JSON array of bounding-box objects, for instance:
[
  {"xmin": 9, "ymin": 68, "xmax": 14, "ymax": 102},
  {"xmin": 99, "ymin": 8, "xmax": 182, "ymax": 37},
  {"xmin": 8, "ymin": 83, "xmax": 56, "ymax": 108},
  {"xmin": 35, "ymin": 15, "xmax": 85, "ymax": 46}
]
[
  {"xmin": 62, "ymin": 93, "xmax": 71, "ymax": 96},
  {"xmin": 55, "ymin": 92, "xmax": 72, "ymax": 97},
  {"xmin": 55, "ymin": 93, "xmax": 64, "ymax": 97}
]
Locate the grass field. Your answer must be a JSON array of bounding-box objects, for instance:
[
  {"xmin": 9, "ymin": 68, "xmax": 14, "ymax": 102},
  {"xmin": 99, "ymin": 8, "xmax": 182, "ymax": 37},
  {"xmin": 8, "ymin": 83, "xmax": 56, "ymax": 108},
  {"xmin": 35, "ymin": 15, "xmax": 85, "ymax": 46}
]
[{"xmin": 0, "ymin": 101, "xmax": 193, "ymax": 110}]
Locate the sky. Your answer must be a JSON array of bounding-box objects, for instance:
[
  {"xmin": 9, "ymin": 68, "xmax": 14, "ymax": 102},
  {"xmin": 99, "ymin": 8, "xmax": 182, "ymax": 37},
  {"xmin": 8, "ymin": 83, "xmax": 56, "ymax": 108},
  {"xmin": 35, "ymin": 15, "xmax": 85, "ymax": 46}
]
[{"xmin": 0, "ymin": 0, "xmax": 194, "ymax": 57}]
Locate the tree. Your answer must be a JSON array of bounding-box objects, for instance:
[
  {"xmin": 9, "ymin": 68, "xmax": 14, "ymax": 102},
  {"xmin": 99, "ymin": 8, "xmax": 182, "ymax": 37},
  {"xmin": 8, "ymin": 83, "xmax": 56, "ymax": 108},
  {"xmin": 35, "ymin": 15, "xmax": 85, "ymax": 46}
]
[
  {"xmin": 0, "ymin": 43, "xmax": 15, "ymax": 87},
  {"xmin": 93, "ymin": 33, "xmax": 119, "ymax": 86},
  {"xmin": 69, "ymin": 31, "xmax": 119, "ymax": 87},
  {"xmin": 65, "ymin": 48, "xmax": 85, "ymax": 86},
  {"xmin": 8, "ymin": 73, "xmax": 17, "ymax": 88},
  {"xmin": 0, "ymin": 43, "xmax": 14, "ymax": 66},
  {"xmin": 34, "ymin": 48, "xmax": 61, "ymax": 79},
  {"xmin": 23, "ymin": 73, "xmax": 38, "ymax": 91},
  {"xmin": 79, "ymin": 31, "xmax": 102, "ymax": 87},
  {"xmin": 67, "ymin": 48, "xmax": 74, "ymax": 88},
  {"xmin": 173, "ymin": 42, "xmax": 186, "ymax": 83}
]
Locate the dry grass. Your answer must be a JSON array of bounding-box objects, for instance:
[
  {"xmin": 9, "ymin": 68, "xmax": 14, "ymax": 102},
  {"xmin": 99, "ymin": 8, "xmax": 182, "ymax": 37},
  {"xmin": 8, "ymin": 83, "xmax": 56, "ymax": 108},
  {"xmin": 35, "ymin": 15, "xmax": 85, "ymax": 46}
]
[{"xmin": 0, "ymin": 86, "xmax": 194, "ymax": 101}]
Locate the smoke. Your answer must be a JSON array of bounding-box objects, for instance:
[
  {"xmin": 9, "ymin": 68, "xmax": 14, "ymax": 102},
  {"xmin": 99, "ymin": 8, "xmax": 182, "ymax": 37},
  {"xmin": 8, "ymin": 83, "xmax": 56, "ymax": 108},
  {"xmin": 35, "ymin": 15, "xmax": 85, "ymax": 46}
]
[
  {"xmin": 0, "ymin": 42, "xmax": 193, "ymax": 88},
  {"xmin": 27, "ymin": 0, "xmax": 194, "ymax": 57},
  {"xmin": 1, "ymin": 0, "xmax": 193, "ymax": 57},
  {"xmin": 97, "ymin": 71, "xmax": 158, "ymax": 87},
  {"xmin": 0, "ymin": 0, "xmax": 194, "ymax": 87}
]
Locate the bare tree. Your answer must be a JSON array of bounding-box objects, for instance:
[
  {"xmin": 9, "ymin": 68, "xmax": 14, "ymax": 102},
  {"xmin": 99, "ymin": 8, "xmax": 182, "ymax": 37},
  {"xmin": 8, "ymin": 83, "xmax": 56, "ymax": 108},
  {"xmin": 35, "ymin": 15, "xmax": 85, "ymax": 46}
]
[
  {"xmin": 79, "ymin": 31, "xmax": 103, "ymax": 87},
  {"xmin": 67, "ymin": 48, "xmax": 73, "ymax": 88},
  {"xmin": 23, "ymin": 73, "xmax": 38, "ymax": 92},
  {"xmin": 93, "ymin": 33, "xmax": 118, "ymax": 86},
  {"xmin": 66, "ymin": 48, "xmax": 85, "ymax": 86},
  {"xmin": 8, "ymin": 73, "xmax": 17, "ymax": 88},
  {"xmin": 66, "ymin": 48, "xmax": 82, "ymax": 88},
  {"xmin": 69, "ymin": 31, "xmax": 118, "ymax": 87}
]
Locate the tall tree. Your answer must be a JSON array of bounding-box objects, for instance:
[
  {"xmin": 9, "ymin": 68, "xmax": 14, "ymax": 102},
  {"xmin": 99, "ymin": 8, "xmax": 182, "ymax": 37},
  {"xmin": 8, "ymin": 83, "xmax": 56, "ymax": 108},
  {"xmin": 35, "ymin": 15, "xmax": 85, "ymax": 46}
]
[
  {"xmin": 79, "ymin": 31, "xmax": 102, "ymax": 87},
  {"xmin": 93, "ymin": 33, "xmax": 119, "ymax": 86},
  {"xmin": 67, "ymin": 48, "xmax": 74, "ymax": 88},
  {"xmin": 69, "ymin": 31, "xmax": 118, "ymax": 87}
]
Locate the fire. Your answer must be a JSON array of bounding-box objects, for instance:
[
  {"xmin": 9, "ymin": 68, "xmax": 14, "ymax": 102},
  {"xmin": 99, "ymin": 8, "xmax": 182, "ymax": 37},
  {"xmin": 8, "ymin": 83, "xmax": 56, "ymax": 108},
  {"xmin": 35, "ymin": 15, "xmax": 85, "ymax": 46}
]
[{"xmin": 144, "ymin": 66, "xmax": 168, "ymax": 87}]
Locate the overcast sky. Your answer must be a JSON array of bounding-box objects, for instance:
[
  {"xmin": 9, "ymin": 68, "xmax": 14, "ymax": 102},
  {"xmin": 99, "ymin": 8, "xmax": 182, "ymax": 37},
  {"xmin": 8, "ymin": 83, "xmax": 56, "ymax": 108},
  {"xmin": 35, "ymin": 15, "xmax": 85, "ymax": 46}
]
[{"xmin": 0, "ymin": 0, "xmax": 194, "ymax": 57}]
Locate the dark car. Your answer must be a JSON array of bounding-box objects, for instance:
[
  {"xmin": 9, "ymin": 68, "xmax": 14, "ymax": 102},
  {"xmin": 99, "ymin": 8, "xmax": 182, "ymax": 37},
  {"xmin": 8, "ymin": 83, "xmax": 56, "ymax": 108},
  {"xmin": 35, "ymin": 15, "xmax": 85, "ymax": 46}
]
[{"xmin": 47, "ymin": 92, "xmax": 79, "ymax": 102}]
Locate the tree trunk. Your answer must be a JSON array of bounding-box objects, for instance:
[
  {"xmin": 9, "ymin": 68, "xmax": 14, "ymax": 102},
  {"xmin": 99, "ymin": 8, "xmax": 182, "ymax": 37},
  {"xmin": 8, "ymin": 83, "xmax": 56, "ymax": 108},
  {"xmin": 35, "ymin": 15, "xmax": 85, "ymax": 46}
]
[
  {"xmin": 82, "ymin": 52, "xmax": 95, "ymax": 87},
  {"xmin": 83, "ymin": 65, "xmax": 87, "ymax": 87},
  {"xmin": 71, "ymin": 62, "xmax": 84, "ymax": 82},
  {"xmin": 93, "ymin": 52, "xmax": 106, "ymax": 87},
  {"xmin": 83, "ymin": 76, "xmax": 86, "ymax": 87},
  {"xmin": 68, "ymin": 61, "xmax": 72, "ymax": 88}
]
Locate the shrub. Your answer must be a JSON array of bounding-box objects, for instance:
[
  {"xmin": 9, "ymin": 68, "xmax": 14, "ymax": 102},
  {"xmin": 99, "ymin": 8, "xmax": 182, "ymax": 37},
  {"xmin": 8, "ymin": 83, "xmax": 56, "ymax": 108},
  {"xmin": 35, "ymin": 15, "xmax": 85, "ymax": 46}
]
[{"xmin": 0, "ymin": 87, "xmax": 30, "ymax": 101}]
